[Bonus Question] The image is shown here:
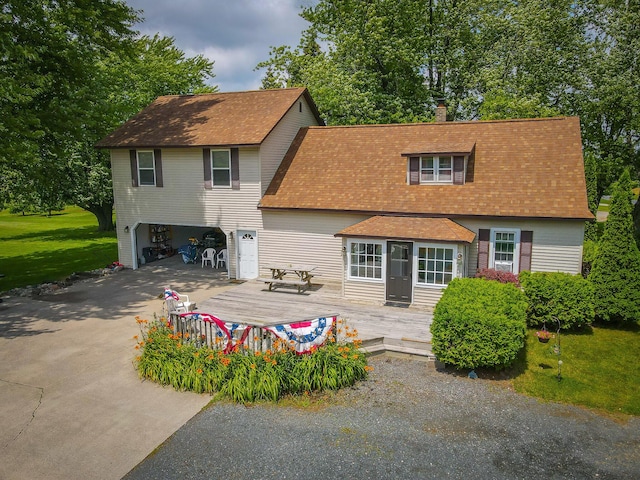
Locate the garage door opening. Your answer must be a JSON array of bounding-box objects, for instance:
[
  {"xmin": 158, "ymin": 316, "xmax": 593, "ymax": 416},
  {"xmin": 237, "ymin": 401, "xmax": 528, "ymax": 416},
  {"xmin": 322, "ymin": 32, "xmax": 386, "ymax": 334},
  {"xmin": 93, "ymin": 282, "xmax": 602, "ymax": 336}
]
[{"xmin": 135, "ymin": 224, "xmax": 227, "ymax": 270}]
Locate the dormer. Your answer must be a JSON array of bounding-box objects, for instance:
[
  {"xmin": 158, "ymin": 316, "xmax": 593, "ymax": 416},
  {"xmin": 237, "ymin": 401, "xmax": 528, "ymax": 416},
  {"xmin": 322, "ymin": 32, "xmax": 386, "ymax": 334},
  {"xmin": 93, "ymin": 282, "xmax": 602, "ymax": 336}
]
[{"xmin": 403, "ymin": 141, "xmax": 476, "ymax": 186}]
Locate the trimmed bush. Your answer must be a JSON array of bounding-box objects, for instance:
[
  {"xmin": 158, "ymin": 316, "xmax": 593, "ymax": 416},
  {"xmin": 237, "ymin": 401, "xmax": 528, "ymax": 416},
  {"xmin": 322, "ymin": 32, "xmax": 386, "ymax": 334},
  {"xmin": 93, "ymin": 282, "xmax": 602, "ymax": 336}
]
[
  {"xmin": 519, "ymin": 271, "xmax": 594, "ymax": 329},
  {"xmin": 475, "ymin": 268, "xmax": 520, "ymax": 285},
  {"xmin": 430, "ymin": 278, "xmax": 527, "ymax": 370}
]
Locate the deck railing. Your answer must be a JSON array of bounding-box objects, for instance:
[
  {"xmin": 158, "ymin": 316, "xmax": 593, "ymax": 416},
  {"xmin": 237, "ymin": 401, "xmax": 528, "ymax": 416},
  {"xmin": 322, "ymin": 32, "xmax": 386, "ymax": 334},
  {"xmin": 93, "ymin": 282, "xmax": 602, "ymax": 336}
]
[{"xmin": 169, "ymin": 312, "xmax": 339, "ymax": 355}]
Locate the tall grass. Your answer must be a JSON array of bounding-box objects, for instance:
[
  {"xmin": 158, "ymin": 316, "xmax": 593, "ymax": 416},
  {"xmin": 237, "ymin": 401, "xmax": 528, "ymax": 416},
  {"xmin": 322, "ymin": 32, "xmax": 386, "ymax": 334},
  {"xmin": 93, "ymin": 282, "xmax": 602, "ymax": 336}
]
[{"xmin": 0, "ymin": 206, "xmax": 117, "ymax": 292}]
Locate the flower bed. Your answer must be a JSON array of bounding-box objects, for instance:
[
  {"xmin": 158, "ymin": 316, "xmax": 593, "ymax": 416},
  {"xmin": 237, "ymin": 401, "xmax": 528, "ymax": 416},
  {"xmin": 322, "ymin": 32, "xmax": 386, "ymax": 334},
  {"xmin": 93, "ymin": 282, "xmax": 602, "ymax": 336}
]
[{"xmin": 134, "ymin": 317, "xmax": 371, "ymax": 403}]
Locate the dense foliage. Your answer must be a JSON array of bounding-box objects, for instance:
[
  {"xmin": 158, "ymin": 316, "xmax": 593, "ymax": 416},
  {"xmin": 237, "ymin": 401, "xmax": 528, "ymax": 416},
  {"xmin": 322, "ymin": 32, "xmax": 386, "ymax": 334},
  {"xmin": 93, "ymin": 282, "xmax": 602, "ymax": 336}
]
[
  {"xmin": 0, "ymin": 2, "xmax": 215, "ymax": 228},
  {"xmin": 589, "ymin": 170, "xmax": 640, "ymax": 323},
  {"xmin": 135, "ymin": 318, "xmax": 370, "ymax": 403},
  {"xmin": 475, "ymin": 268, "xmax": 520, "ymax": 285},
  {"xmin": 430, "ymin": 278, "xmax": 528, "ymax": 370},
  {"xmin": 519, "ymin": 271, "xmax": 594, "ymax": 329}
]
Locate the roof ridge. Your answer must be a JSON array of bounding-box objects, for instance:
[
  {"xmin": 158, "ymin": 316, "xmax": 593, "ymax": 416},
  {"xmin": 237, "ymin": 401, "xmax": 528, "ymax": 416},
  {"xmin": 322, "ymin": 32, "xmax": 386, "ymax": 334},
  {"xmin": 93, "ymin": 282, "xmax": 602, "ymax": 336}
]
[
  {"xmin": 157, "ymin": 87, "xmax": 307, "ymax": 100},
  {"xmin": 307, "ymin": 116, "xmax": 575, "ymax": 129}
]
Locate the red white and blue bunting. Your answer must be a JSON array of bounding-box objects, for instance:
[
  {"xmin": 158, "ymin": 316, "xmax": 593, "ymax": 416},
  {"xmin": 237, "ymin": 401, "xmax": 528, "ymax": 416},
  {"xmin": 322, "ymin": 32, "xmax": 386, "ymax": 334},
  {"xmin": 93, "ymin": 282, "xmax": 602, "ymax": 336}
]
[
  {"xmin": 265, "ymin": 316, "xmax": 337, "ymax": 354},
  {"xmin": 175, "ymin": 312, "xmax": 336, "ymax": 355}
]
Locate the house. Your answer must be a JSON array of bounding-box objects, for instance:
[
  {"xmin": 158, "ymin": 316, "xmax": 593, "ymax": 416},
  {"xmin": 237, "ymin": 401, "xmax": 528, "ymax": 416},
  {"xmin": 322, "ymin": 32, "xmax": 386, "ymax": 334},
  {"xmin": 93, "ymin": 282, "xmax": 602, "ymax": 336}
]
[{"xmin": 97, "ymin": 88, "xmax": 592, "ymax": 309}]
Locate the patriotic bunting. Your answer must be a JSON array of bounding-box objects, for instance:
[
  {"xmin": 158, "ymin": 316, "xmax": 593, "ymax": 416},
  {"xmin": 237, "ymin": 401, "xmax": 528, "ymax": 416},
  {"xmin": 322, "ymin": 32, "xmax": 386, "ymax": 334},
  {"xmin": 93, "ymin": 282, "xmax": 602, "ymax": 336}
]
[
  {"xmin": 265, "ymin": 316, "xmax": 337, "ymax": 354},
  {"xmin": 176, "ymin": 312, "xmax": 336, "ymax": 355}
]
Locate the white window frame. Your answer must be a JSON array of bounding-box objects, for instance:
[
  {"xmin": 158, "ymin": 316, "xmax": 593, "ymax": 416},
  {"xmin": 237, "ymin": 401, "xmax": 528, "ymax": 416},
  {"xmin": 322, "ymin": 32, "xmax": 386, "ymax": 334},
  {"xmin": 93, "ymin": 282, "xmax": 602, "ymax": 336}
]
[
  {"xmin": 420, "ymin": 155, "xmax": 453, "ymax": 184},
  {"xmin": 137, "ymin": 150, "xmax": 156, "ymax": 186},
  {"xmin": 490, "ymin": 228, "xmax": 520, "ymax": 273},
  {"xmin": 415, "ymin": 243, "xmax": 458, "ymax": 287},
  {"xmin": 347, "ymin": 239, "xmax": 384, "ymax": 282},
  {"xmin": 211, "ymin": 149, "xmax": 231, "ymax": 188}
]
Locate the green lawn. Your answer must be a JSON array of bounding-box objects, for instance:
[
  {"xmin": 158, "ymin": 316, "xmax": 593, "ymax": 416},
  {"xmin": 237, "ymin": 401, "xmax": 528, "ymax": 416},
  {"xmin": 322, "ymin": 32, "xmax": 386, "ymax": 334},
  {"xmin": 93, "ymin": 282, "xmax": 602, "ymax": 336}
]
[
  {"xmin": 0, "ymin": 206, "xmax": 117, "ymax": 292},
  {"xmin": 512, "ymin": 326, "xmax": 640, "ymax": 417}
]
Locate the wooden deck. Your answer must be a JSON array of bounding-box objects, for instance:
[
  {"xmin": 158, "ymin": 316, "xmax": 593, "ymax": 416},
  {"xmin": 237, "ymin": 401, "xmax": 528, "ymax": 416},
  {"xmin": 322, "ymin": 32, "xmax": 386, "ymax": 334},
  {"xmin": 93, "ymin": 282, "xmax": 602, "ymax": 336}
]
[{"xmin": 197, "ymin": 280, "xmax": 434, "ymax": 357}]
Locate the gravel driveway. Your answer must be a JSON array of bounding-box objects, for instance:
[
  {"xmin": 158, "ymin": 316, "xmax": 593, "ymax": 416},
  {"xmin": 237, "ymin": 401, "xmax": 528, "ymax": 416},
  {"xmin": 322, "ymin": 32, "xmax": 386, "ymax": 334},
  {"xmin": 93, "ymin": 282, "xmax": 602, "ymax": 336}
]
[{"xmin": 124, "ymin": 356, "xmax": 640, "ymax": 479}]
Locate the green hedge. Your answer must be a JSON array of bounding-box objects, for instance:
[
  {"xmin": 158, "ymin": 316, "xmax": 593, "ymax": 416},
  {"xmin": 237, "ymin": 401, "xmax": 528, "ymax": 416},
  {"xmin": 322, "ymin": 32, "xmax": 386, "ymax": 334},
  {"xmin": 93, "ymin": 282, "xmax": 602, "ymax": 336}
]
[
  {"xmin": 519, "ymin": 271, "xmax": 594, "ymax": 329},
  {"xmin": 430, "ymin": 278, "xmax": 527, "ymax": 370}
]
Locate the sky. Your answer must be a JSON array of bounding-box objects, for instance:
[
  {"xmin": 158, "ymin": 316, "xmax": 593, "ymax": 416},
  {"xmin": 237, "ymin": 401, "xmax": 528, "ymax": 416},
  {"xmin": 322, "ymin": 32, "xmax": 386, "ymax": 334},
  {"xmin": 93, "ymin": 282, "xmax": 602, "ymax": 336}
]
[{"xmin": 124, "ymin": 0, "xmax": 316, "ymax": 92}]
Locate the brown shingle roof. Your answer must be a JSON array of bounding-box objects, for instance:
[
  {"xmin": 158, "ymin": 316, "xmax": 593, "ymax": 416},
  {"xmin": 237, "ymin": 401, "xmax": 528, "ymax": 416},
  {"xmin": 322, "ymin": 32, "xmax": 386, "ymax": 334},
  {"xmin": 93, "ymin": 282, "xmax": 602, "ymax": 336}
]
[
  {"xmin": 336, "ymin": 216, "xmax": 476, "ymax": 243},
  {"xmin": 96, "ymin": 87, "xmax": 322, "ymax": 148},
  {"xmin": 261, "ymin": 117, "xmax": 593, "ymax": 220}
]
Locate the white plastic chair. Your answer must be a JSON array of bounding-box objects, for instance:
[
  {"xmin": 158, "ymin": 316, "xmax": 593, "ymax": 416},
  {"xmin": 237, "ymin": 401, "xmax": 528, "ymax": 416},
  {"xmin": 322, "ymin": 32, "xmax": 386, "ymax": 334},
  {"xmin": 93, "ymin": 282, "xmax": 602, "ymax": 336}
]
[
  {"xmin": 163, "ymin": 287, "xmax": 196, "ymax": 315},
  {"xmin": 215, "ymin": 248, "xmax": 227, "ymax": 269},
  {"xmin": 201, "ymin": 248, "xmax": 216, "ymax": 268}
]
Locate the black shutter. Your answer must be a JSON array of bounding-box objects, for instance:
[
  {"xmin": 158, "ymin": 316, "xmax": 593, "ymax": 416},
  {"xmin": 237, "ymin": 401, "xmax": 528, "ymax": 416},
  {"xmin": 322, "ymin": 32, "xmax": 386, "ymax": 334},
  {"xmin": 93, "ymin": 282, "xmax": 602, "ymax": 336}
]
[
  {"xmin": 409, "ymin": 157, "xmax": 420, "ymax": 185},
  {"xmin": 203, "ymin": 148, "xmax": 212, "ymax": 189},
  {"xmin": 477, "ymin": 229, "xmax": 490, "ymax": 271},
  {"xmin": 231, "ymin": 148, "xmax": 240, "ymax": 190},
  {"xmin": 154, "ymin": 149, "xmax": 163, "ymax": 187},
  {"xmin": 519, "ymin": 231, "xmax": 533, "ymax": 272},
  {"xmin": 129, "ymin": 149, "xmax": 139, "ymax": 187},
  {"xmin": 453, "ymin": 156, "xmax": 465, "ymax": 185}
]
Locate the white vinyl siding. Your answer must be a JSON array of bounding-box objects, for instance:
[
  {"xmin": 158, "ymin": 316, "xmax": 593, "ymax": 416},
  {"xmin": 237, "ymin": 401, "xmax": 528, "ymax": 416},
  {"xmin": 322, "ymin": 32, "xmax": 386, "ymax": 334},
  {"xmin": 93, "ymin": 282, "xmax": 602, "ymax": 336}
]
[
  {"xmin": 260, "ymin": 98, "xmax": 320, "ymax": 195},
  {"xmin": 344, "ymin": 280, "xmax": 385, "ymax": 304},
  {"xmin": 412, "ymin": 287, "xmax": 445, "ymax": 310},
  {"xmin": 260, "ymin": 211, "xmax": 369, "ymax": 283},
  {"xmin": 458, "ymin": 218, "xmax": 584, "ymax": 277},
  {"xmin": 110, "ymin": 147, "xmax": 264, "ymax": 273}
]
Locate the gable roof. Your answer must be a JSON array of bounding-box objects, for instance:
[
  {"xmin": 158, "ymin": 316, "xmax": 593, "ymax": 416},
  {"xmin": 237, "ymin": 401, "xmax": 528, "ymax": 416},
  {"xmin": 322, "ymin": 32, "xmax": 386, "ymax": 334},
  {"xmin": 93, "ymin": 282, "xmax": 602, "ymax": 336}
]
[
  {"xmin": 260, "ymin": 116, "xmax": 593, "ymax": 220},
  {"xmin": 96, "ymin": 87, "xmax": 323, "ymax": 149},
  {"xmin": 336, "ymin": 216, "xmax": 476, "ymax": 243}
]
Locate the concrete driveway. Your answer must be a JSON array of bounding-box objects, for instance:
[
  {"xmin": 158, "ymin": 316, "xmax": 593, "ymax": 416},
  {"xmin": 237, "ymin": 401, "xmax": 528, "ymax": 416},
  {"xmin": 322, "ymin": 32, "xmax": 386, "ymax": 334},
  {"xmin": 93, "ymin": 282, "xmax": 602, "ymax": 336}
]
[{"xmin": 0, "ymin": 261, "xmax": 231, "ymax": 480}]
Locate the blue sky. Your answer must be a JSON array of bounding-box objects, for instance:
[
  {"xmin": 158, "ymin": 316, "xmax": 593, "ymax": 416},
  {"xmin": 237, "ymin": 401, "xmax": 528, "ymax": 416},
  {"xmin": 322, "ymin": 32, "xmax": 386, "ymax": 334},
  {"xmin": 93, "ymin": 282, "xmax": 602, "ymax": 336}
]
[{"xmin": 124, "ymin": 0, "xmax": 315, "ymax": 92}]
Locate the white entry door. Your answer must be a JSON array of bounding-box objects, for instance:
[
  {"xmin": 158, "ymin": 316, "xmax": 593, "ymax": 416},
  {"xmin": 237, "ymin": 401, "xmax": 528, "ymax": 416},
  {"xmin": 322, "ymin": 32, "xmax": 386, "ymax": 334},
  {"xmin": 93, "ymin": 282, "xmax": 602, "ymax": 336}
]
[{"xmin": 237, "ymin": 230, "xmax": 258, "ymax": 279}]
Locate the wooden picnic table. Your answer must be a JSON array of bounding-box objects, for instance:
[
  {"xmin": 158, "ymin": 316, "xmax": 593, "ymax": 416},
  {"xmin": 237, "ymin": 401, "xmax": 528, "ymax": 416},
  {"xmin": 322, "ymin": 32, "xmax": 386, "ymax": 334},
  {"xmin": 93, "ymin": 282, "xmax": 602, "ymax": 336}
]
[{"xmin": 258, "ymin": 264, "xmax": 318, "ymax": 293}]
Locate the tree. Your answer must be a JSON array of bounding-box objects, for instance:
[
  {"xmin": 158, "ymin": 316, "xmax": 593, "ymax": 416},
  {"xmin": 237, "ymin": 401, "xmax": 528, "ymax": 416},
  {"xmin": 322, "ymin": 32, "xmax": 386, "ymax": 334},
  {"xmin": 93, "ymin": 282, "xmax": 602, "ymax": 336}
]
[
  {"xmin": 0, "ymin": 0, "xmax": 215, "ymax": 229},
  {"xmin": 69, "ymin": 35, "xmax": 216, "ymax": 230},
  {"xmin": 588, "ymin": 169, "xmax": 640, "ymax": 323},
  {"xmin": 584, "ymin": 151, "xmax": 600, "ymax": 241},
  {"xmin": 0, "ymin": 0, "xmax": 138, "ymax": 218},
  {"xmin": 258, "ymin": 0, "xmax": 588, "ymax": 124},
  {"xmin": 574, "ymin": 1, "xmax": 640, "ymax": 195}
]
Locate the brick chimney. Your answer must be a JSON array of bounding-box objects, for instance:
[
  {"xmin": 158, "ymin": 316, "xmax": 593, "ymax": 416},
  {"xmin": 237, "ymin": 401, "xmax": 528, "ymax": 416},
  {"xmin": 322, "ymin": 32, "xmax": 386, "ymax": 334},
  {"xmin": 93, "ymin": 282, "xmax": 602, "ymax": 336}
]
[{"xmin": 435, "ymin": 98, "xmax": 447, "ymax": 122}]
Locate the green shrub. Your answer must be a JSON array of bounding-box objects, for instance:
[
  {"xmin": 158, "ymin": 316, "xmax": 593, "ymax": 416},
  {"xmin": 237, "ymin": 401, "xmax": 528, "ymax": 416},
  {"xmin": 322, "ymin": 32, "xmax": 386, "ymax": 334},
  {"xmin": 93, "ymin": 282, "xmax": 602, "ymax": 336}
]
[
  {"xmin": 588, "ymin": 169, "xmax": 640, "ymax": 323},
  {"xmin": 135, "ymin": 318, "xmax": 369, "ymax": 403},
  {"xmin": 519, "ymin": 271, "xmax": 594, "ymax": 329},
  {"xmin": 475, "ymin": 268, "xmax": 520, "ymax": 285},
  {"xmin": 430, "ymin": 278, "xmax": 527, "ymax": 370}
]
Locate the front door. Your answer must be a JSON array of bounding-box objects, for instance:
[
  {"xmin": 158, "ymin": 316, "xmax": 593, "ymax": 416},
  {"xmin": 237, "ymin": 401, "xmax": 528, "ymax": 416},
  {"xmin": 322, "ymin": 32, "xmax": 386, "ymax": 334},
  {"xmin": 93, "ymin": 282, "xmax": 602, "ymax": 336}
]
[
  {"xmin": 237, "ymin": 230, "xmax": 258, "ymax": 279},
  {"xmin": 386, "ymin": 241, "xmax": 413, "ymax": 304}
]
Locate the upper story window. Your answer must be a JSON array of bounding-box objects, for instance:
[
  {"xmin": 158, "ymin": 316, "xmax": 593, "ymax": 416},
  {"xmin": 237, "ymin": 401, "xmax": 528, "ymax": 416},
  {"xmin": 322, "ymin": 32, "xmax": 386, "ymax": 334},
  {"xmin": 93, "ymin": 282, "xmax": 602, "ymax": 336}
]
[
  {"xmin": 421, "ymin": 156, "xmax": 452, "ymax": 183},
  {"xmin": 348, "ymin": 240, "xmax": 383, "ymax": 280},
  {"xmin": 137, "ymin": 150, "xmax": 156, "ymax": 186},
  {"xmin": 211, "ymin": 149, "xmax": 231, "ymax": 187}
]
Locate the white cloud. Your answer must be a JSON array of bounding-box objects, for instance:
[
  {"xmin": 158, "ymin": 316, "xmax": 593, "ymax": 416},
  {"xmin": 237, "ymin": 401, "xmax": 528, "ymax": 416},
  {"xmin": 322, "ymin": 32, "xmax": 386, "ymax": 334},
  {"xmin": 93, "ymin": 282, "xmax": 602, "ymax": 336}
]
[{"xmin": 125, "ymin": 0, "xmax": 315, "ymax": 91}]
